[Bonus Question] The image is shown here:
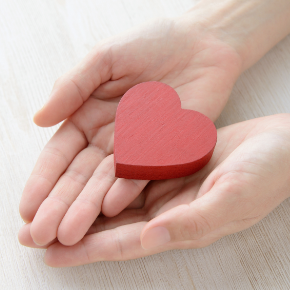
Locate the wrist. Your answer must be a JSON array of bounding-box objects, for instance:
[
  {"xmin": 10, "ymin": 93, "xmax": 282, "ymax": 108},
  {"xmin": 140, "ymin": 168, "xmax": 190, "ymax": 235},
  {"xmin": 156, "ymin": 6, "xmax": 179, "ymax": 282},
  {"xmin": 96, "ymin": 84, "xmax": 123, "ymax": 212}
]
[{"xmin": 180, "ymin": 0, "xmax": 290, "ymax": 72}]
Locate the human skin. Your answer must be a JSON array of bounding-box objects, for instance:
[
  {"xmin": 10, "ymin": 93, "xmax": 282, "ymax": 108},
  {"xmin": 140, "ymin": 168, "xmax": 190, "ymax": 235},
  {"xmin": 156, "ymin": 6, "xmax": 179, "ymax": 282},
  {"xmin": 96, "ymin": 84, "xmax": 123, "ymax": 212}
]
[
  {"xmin": 18, "ymin": 0, "xmax": 290, "ymax": 264},
  {"xmin": 19, "ymin": 114, "xmax": 290, "ymax": 267}
]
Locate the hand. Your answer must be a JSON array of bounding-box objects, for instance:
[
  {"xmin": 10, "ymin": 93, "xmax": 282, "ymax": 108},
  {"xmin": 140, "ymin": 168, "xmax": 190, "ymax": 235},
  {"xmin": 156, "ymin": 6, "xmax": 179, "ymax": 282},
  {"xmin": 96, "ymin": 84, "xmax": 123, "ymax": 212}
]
[
  {"xmin": 19, "ymin": 16, "xmax": 242, "ymax": 246},
  {"xmin": 19, "ymin": 114, "xmax": 290, "ymax": 267}
]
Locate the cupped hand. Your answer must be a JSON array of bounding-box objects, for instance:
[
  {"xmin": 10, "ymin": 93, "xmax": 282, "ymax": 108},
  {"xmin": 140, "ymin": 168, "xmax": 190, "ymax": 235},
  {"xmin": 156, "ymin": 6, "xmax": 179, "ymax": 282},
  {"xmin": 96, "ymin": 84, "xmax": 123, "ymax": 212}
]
[
  {"xmin": 19, "ymin": 16, "xmax": 242, "ymax": 246},
  {"xmin": 19, "ymin": 114, "xmax": 290, "ymax": 267}
]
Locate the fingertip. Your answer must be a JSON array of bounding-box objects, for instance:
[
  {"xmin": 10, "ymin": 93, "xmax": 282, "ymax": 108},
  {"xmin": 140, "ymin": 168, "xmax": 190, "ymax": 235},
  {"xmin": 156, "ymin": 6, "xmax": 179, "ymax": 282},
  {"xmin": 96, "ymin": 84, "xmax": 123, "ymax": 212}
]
[
  {"xmin": 18, "ymin": 224, "xmax": 29, "ymax": 246},
  {"xmin": 57, "ymin": 203, "xmax": 95, "ymax": 246},
  {"xmin": 101, "ymin": 194, "xmax": 125, "ymax": 217},
  {"xmin": 32, "ymin": 110, "xmax": 42, "ymax": 126},
  {"xmin": 30, "ymin": 221, "xmax": 52, "ymax": 247},
  {"xmin": 57, "ymin": 228, "xmax": 77, "ymax": 247},
  {"xmin": 56, "ymin": 214, "xmax": 76, "ymax": 246},
  {"xmin": 101, "ymin": 198, "xmax": 118, "ymax": 218},
  {"xmin": 18, "ymin": 223, "xmax": 51, "ymax": 248},
  {"xmin": 44, "ymin": 241, "xmax": 87, "ymax": 267},
  {"xmin": 101, "ymin": 178, "xmax": 149, "ymax": 218},
  {"xmin": 32, "ymin": 106, "xmax": 59, "ymax": 128},
  {"xmin": 32, "ymin": 97, "xmax": 54, "ymax": 127},
  {"xmin": 19, "ymin": 213, "xmax": 32, "ymax": 225},
  {"xmin": 19, "ymin": 201, "xmax": 33, "ymax": 224}
]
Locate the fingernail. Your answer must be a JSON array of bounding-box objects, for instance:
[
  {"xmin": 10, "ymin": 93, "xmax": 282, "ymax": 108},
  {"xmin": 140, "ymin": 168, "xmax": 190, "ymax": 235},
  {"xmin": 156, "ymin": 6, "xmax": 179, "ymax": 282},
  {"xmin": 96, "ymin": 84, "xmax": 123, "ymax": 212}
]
[
  {"xmin": 32, "ymin": 239, "xmax": 44, "ymax": 246},
  {"xmin": 141, "ymin": 226, "xmax": 171, "ymax": 249},
  {"xmin": 34, "ymin": 241, "xmax": 43, "ymax": 246}
]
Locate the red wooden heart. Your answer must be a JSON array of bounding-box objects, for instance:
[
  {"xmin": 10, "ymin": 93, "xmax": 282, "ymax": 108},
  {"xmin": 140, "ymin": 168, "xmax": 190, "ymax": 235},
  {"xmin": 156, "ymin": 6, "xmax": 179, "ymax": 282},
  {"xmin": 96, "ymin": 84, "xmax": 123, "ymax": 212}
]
[{"xmin": 114, "ymin": 81, "xmax": 217, "ymax": 180}]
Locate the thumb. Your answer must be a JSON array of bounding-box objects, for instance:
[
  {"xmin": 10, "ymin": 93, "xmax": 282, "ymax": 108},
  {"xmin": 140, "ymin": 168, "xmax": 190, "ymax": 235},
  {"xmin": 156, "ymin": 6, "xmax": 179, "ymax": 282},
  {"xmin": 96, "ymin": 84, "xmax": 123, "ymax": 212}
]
[
  {"xmin": 140, "ymin": 182, "xmax": 240, "ymax": 250},
  {"xmin": 33, "ymin": 48, "xmax": 112, "ymax": 127}
]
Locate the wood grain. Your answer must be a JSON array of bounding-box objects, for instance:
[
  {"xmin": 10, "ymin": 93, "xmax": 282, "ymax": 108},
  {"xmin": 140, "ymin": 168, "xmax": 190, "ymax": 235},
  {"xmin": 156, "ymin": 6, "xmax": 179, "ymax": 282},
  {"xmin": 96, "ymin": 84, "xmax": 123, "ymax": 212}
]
[{"xmin": 114, "ymin": 82, "xmax": 217, "ymax": 180}]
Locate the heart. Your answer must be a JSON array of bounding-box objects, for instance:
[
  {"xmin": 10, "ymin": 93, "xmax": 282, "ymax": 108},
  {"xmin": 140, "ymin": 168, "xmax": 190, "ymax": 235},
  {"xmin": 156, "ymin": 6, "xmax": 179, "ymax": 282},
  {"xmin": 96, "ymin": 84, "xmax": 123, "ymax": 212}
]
[{"xmin": 114, "ymin": 81, "xmax": 217, "ymax": 180}]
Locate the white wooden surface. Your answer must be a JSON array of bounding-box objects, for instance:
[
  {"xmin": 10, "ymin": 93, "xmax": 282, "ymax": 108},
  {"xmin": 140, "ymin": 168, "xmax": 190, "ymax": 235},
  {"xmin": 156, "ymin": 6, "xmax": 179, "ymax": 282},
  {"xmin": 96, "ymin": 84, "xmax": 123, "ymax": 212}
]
[{"xmin": 1, "ymin": 0, "xmax": 290, "ymax": 289}]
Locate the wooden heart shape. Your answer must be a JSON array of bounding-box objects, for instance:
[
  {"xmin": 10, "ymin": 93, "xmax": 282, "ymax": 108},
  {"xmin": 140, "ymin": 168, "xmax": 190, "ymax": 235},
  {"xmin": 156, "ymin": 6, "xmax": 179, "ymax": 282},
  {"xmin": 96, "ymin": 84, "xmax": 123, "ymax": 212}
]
[{"xmin": 114, "ymin": 82, "xmax": 217, "ymax": 180}]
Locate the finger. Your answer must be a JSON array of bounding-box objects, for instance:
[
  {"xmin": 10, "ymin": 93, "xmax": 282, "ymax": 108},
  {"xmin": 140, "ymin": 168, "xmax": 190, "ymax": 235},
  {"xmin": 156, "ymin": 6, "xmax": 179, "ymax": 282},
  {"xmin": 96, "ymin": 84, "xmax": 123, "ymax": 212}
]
[
  {"xmin": 45, "ymin": 222, "xmax": 171, "ymax": 267},
  {"xmin": 18, "ymin": 210, "xmax": 257, "ymax": 252},
  {"xmin": 30, "ymin": 146, "xmax": 107, "ymax": 246},
  {"xmin": 174, "ymin": 214, "xmax": 265, "ymax": 250},
  {"xmin": 140, "ymin": 124, "xmax": 290, "ymax": 249},
  {"xmin": 44, "ymin": 219, "xmax": 248, "ymax": 267},
  {"xmin": 57, "ymin": 155, "xmax": 117, "ymax": 246},
  {"xmin": 140, "ymin": 178, "xmax": 246, "ymax": 250},
  {"xmin": 19, "ymin": 120, "xmax": 87, "ymax": 223},
  {"xmin": 101, "ymin": 178, "xmax": 149, "ymax": 217},
  {"xmin": 33, "ymin": 48, "xmax": 112, "ymax": 127},
  {"xmin": 18, "ymin": 223, "xmax": 57, "ymax": 249}
]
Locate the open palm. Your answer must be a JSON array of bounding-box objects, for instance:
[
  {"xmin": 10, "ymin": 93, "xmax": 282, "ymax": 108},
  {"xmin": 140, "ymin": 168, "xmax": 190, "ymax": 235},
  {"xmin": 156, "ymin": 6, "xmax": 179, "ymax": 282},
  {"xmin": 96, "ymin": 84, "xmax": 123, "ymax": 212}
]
[
  {"xmin": 19, "ymin": 18, "xmax": 242, "ymax": 247},
  {"xmin": 19, "ymin": 114, "xmax": 290, "ymax": 267}
]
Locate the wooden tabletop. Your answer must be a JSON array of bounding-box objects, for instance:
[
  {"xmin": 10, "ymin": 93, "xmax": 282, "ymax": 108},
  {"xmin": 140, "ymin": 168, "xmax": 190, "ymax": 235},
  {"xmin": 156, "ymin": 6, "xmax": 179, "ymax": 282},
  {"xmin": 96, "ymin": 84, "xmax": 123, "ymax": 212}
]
[{"xmin": 1, "ymin": 0, "xmax": 290, "ymax": 289}]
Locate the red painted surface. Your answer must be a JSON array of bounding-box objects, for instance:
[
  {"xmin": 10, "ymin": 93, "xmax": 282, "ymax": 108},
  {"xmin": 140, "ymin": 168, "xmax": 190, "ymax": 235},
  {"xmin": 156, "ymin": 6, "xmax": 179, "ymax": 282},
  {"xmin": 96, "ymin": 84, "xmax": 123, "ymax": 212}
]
[{"xmin": 114, "ymin": 82, "xmax": 217, "ymax": 180}]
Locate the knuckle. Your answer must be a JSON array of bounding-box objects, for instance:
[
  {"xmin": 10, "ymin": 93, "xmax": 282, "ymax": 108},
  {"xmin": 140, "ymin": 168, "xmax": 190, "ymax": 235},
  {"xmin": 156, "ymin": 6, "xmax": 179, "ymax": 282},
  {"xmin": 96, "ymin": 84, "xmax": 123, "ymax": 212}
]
[
  {"xmin": 215, "ymin": 172, "xmax": 244, "ymax": 200},
  {"xmin": 113, "ymin": 228, "xmax": 124, "ymax": 260},
  {"xmin": 81, "ymin": 240, "xmax": 91, "ymax": 264},
  {"xmin": 62, "ymin": 169, "xmax": 88, "ymax": 187},
  {"xmin": 46, "ymin": 195, "xmax": 70, "ymax": 210},
  {"xmin": 76, "ymin": 197, "xmax": 100, "ymax": 212},
  {"xmin": 42, "ymin": 146, "xmax": 69, "ymax": 166}
]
